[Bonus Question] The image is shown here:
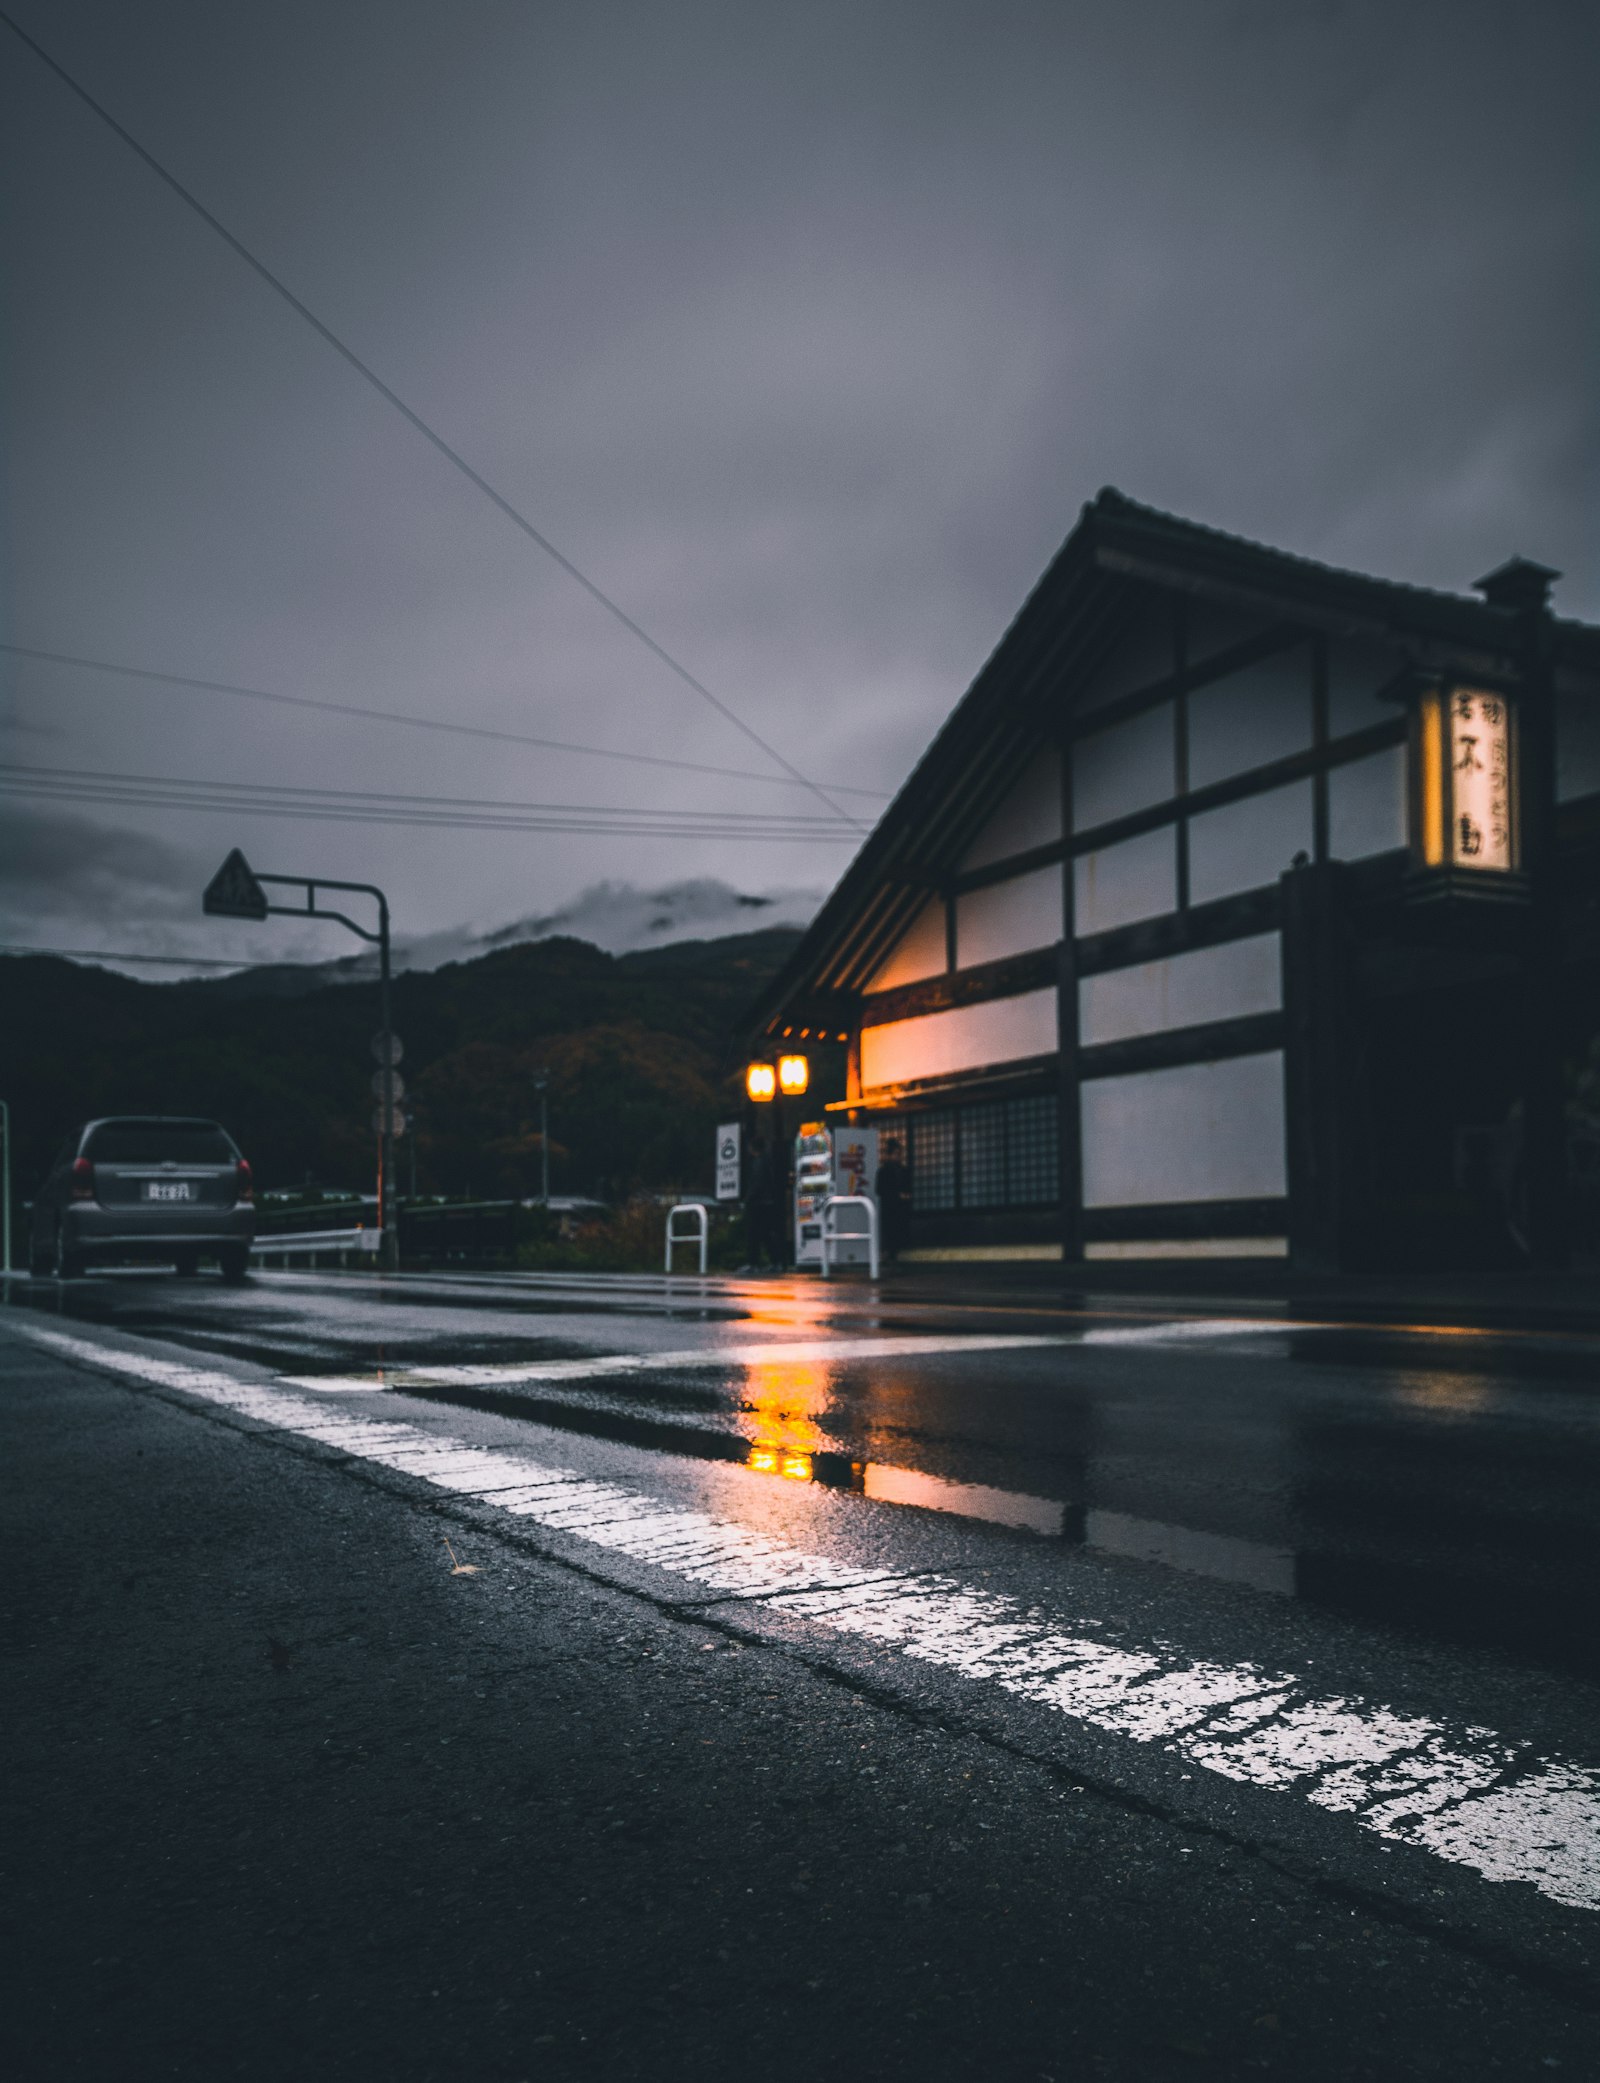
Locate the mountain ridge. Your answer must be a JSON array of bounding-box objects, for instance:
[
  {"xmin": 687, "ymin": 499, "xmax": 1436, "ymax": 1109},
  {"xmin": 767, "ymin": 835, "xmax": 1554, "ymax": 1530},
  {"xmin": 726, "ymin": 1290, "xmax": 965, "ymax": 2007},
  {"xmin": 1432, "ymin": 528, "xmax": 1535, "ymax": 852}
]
[{"xmin": 0, "ymin": 923, "xmax": 817, "ymax": 1202}]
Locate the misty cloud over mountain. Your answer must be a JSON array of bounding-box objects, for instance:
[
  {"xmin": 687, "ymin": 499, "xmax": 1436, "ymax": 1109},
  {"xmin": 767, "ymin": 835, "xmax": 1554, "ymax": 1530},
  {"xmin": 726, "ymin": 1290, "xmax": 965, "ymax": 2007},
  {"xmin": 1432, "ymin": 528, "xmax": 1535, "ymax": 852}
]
[
  {"xmin": 0, "ymin": 801, "xmax": 820, "ymax": 980},
  {"xmin": 399, "ymin": 879, "xmax": 823, "ymax": 969}
]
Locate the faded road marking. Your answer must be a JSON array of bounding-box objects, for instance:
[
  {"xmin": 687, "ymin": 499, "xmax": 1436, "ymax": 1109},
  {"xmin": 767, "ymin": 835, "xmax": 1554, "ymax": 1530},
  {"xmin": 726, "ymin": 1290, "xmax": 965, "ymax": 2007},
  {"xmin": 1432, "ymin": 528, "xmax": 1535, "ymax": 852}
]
[
  {"xmin": 20, "ymin": 1322, "xmax": 1600, "ymax": 1916},
  {"xmin": 276, "ymin": 1331, "xmax": 1071, "ymax": 1394},
  {"xmin": 1080, "ymin": 1318, "xmax": 1307, "ymax": 1346}
]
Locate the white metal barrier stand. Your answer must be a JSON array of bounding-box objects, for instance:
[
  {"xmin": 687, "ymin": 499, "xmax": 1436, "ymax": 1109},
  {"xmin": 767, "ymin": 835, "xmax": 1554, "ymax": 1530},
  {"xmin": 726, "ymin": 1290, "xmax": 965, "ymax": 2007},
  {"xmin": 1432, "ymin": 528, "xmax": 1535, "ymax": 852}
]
[
  {"xmin": 665, "ymin": 1202, "xmax": 709, "ymax": 1275},
  {"xmin": 819, "ymin": 1194, "xmax": 878, "ymax": 1281}
]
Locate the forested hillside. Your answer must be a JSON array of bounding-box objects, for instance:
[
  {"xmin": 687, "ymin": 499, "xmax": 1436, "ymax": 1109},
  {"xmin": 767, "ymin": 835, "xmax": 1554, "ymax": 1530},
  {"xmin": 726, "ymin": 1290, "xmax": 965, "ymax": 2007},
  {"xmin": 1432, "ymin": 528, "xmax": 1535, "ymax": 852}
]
[{"xmin": 1, "ymin": 927, "xmax": 825, "ymax": 1202}]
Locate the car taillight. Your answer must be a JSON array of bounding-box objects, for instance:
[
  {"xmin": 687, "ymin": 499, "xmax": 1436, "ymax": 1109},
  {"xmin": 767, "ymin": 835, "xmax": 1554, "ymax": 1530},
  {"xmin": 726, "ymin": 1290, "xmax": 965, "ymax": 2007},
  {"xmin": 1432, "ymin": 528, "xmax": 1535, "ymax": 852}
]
[
  {"xmin": 236, "ymin": 1158, "xmax": 254, "ymax": 1203},
  {"xmin": 71, "ymin": 1157, "xmax": 96, "ymax": 1201}
]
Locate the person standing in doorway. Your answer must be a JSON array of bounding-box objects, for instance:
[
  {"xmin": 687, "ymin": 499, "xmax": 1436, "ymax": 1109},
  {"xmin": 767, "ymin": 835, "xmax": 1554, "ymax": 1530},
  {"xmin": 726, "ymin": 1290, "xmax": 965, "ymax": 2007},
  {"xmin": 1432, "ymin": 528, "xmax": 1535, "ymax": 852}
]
[
  {"xmin": 745, "ymin": 1131, "xmax": 789, "ymax": 1272},
  {"xmin": 876, "ymin": 1134, "xmax": 911, "ymax": 1264}
]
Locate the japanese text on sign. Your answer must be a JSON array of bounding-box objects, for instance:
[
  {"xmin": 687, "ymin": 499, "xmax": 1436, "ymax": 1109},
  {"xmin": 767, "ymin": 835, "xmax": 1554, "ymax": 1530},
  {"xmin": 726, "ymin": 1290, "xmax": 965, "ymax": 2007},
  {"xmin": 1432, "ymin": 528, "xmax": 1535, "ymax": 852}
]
[{"xmin": 1449, "ymin": 689, "xmax": 1513, "ymax": 871}]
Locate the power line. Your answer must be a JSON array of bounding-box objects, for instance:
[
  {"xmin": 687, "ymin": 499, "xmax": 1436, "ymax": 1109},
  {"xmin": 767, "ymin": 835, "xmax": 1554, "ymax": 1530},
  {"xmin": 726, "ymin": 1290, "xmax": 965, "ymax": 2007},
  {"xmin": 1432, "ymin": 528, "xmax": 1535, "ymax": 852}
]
[
  {"xmin": 2, "ymin": 790, "xmax": 860, "ymax": 840},
  {"xmin": 0, "ymin": 10, "xmax": 861, "ymax": 827},
  {"xmin": 0, "ymin": 756, "xmax": 859, "ymax": 825},
  {"xmin": 0, "ymin": 758, "xmax": 862, "ymax": 823},
  {"xmin": 0, "ymin": 762, "xmax": 863, "ymax": 842},
  {"xmin": 0, "ymin": 642, "xmax": 890, "ymax": 800}
]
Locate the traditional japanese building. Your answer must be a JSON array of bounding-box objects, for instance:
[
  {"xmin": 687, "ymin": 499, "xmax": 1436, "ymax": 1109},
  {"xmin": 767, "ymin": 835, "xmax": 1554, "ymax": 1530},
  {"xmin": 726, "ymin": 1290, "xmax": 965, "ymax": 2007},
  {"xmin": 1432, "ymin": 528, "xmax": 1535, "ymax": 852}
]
[{"xmin": 751, "ymin": 490, "xmax": 1600, "ymax": 1270}]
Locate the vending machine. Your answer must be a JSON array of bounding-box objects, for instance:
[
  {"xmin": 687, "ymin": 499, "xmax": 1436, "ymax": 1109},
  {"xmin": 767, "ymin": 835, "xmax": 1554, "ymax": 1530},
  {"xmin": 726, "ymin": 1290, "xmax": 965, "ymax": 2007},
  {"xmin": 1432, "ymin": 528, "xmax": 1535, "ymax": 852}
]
[{"xmin": 793, "ymin": 1123, "xmax": 879, "ymax": 1268}]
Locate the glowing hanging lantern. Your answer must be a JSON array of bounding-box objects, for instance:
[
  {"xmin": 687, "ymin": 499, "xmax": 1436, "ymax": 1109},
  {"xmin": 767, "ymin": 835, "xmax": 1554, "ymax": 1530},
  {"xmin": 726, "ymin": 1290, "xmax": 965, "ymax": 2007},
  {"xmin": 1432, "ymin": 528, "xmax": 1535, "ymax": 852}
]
[{"xmin": 745, "ymin": 1061, "xmax": 777, "ymax": 1102}]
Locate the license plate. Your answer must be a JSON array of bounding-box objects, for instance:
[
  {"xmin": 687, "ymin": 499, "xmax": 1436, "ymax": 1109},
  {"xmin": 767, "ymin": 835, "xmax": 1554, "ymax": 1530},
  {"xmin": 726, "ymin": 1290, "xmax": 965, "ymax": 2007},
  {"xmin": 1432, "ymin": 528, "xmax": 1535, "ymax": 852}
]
[{"xmin": 144, "ymin": 1181, "xmax": 194, "ymax": 1202}]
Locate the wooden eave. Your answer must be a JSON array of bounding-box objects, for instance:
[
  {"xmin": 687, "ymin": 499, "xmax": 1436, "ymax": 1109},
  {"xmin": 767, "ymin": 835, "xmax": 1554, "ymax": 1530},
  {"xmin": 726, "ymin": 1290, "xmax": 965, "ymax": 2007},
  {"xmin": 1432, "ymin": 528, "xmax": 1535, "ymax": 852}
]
[{"xmin": 750, "ymin": 488, "xmax": 1600, "ymax": 1042}]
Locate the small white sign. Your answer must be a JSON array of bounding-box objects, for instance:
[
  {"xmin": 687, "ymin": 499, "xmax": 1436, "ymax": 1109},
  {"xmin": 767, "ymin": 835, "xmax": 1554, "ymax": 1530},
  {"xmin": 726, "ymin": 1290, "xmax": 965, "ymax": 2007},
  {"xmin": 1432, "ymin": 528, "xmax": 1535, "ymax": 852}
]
[{"xmin": 715, "ymin": 1121, "xmax": 742, "ymax": 1200}]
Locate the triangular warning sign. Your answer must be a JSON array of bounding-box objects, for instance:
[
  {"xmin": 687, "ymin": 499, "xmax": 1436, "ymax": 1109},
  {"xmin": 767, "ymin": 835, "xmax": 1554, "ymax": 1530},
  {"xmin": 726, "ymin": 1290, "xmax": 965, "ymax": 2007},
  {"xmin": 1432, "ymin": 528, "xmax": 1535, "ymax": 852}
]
[{"xmin": 202, "ymin": 847, "xmax": 269, "ymax": 921}]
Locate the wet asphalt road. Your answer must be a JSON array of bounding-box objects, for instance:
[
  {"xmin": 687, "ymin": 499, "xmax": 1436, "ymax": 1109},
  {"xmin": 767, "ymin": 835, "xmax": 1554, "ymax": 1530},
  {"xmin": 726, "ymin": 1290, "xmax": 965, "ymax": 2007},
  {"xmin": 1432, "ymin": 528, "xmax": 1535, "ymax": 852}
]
[{"xmin": 5, "ymin": 1265, "xmax": 1600, "ymax": 2079}]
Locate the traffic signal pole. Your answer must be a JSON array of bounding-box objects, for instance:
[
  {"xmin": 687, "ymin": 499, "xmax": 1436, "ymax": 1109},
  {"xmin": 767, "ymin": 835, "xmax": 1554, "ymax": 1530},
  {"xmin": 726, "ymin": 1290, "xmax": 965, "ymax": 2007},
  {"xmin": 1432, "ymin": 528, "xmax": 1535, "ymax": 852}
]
[{"xmin": 374, "ymin": 892, "xmax": 395, "ymax": 1269}]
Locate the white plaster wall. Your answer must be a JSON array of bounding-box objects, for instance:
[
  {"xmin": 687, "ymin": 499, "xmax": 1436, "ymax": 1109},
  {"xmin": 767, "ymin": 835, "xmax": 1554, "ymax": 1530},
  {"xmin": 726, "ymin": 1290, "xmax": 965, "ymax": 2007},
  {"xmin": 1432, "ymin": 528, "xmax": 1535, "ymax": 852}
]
[
  {"xmin": 1080, "ymin": 1051, "xmax": 1287, "ymax": 1207},
  {"xmin": 1186, "ymin": 649, "xmax": 1313, "ymax": 790},
  {"xmin": 1072, "ymin": 701, "xmax": 1176, "ymax": 830},
  {"xmin": 956, "ymin": 866, "xmax": 1063, "ymax": 968},
  {"xmin": 864, "ymin": 895, "xmax": 947, "ymax": 991},
  {"xmin": 960, "ymin": 748, "xmax": 1062, "ymax": 869},
  {"xmin": 1073, "ymin": 826, "xmax": 1177, "ymax": 936},
  {"xmin": 1187, "ymin": 780, "xmax": 1314, "ymax": 907},
  {"xmin": 1327, "ymin": 634, "xmax": 1405, "ymax": 739},
  {"xmin": 1078, "ymin": 934, "xmax": 1281, "ymax": 1047},
  {"xmin": 1328, "ymin": 745, "xmax": 1407, "ymax": 859},
  {"xmin": 860, "ymin": 989, "xmax": 1059, "ymax": 1091}
]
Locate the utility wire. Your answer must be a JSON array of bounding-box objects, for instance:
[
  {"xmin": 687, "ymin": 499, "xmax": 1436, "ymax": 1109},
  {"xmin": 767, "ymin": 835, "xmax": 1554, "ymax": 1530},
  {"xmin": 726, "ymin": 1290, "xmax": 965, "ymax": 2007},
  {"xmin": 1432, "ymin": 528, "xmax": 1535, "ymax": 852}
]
[
  {"xmin": 0, "ymin": 643, "xmax": 890, "ymax": 800},
  {"xmin": 0, "ymin": 789, "xmax": 860, "ymax": 840},
  {"xmin": 3, "ymin": 758, "xmax": 862, "ymax": 820},
  {"xmin": 0, "ymin": 11, "xmax": 861, "ymax": 827},
  {"xmin": 0, "ymin": 758, "xmax": 861, "ymax": 823},
  {"xmin": 0, "ymin": 765, "xmax": 862, "ymax": 842}
]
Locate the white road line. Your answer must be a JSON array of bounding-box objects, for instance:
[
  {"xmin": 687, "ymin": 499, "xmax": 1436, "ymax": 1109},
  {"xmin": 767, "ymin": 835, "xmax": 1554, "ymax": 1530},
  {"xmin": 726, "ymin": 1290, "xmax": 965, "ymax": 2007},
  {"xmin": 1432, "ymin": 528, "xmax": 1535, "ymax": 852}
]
[
  {"xmin": 1081, "ymin": 1318, "xmax": 1305, "ymax": 1346},
  {"xmin": 276, "ymin": 1332, "xmax": 1072, "ymax": 1394},
  {"xmin": 20, "ymin": 1321, "xmax": 1600, "ymax": 1916},
  {"xmin": 280, "ymin": 1323, "xmax": 1304, "ymax": 1397}
]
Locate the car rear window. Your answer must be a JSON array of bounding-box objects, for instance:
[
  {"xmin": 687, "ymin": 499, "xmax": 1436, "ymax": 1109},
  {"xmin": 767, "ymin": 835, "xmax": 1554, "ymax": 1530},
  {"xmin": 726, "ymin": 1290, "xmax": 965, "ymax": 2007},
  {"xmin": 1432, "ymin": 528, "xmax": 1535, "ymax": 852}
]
[{"xmin": 84, "ymin": 1124, "xmax": 237, "ymax": 1165}]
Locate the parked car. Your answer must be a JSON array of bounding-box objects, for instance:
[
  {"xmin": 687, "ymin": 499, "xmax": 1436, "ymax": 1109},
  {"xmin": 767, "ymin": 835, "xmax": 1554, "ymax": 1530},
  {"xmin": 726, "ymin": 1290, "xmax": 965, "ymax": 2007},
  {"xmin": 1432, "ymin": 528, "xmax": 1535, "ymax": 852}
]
[{"xmin": 30, "ymin": 1116, "xmax": 256, "ymax": 1280}]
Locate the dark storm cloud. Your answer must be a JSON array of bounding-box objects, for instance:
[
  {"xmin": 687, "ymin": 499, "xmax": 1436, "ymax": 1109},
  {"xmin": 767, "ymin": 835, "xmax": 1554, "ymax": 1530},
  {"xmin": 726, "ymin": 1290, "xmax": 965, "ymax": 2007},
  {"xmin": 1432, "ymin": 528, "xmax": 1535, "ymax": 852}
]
[
  {"xmin": 0, "ymin": 802, "xmax": 355, "ymax": 967},
  {"xmin": 0, "ymin": 804, "xmax": 197, "ymax": 917},
  {"xmin": 1, "ymin": 0, "xmax": 1595, "ymax": 961}
]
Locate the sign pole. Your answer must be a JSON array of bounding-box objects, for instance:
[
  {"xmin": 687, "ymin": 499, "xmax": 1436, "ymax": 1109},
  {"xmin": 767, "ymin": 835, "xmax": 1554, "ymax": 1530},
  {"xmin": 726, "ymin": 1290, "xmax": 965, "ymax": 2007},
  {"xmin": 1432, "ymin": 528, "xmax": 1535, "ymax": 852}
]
[
  {"xmin": 203, "ymin": 849, "xmax": 401, "ymax": 1273},
  {"xmin": 534, "ymin": 1071, "xmax": 550, "ymax": 1205},
  {"xmin": 377, "ymin": 891, "xmax": 396, "ymax": 1271},
  {"xmin": 0, "ymin": 1098, "xmax": 11, "ymax": 1279}
]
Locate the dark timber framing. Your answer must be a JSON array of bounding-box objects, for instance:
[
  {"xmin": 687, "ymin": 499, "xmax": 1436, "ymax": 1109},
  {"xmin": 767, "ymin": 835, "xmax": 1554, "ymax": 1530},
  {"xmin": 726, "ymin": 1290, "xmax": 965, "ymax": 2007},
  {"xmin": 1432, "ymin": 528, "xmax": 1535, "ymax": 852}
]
[{"xmin": 754, "ymin": 489, "xmax": 1600, "ymax": 1269}]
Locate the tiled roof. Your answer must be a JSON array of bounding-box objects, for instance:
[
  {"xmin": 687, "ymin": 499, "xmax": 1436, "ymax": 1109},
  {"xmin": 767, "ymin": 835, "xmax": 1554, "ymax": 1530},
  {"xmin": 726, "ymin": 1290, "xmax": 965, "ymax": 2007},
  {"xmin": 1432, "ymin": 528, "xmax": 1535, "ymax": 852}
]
[
  {"xmin": 1086, "ymin": 487, "xmax": 1597, "ymax": 651},
  {"xmin": 749, "ymin": 488, "xmax": 1599, "ymax": 1033}
]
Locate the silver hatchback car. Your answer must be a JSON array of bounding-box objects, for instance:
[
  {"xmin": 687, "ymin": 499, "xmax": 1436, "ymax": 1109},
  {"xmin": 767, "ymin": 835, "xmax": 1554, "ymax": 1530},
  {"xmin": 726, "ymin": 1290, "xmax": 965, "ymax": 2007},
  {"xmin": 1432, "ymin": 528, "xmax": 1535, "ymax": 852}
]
[{"xmin": 30, "ymin": 1116, "xmax": 256, "ymax": 1280}]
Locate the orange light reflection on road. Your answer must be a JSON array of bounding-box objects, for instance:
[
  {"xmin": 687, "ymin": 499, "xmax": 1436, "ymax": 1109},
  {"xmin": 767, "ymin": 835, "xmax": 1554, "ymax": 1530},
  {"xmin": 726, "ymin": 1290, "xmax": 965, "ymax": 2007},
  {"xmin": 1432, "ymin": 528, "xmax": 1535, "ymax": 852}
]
[
  {"xmin": 740, "ymin": 1358, "xmax": 829, "ymax": 1485},
  {"xmin": 739, "ymin": 1285, "xmax": 838, "ymax": 1335},
  {"xmin": 1390, "ymin": 1371, "xmax": 1492, "ymax": 1416}
]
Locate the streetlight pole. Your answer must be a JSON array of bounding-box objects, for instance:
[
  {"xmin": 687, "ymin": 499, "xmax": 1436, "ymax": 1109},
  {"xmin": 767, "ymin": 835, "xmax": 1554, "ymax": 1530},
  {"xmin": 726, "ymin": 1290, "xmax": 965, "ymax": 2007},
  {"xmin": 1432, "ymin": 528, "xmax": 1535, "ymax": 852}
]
[
  {"xmin": 0, "ymin": 1098, "xmax": 11, "ymax": 1279},
  {"xmin": 203, "ymin": 850, "xmax": 398, "ymax": 1272}
]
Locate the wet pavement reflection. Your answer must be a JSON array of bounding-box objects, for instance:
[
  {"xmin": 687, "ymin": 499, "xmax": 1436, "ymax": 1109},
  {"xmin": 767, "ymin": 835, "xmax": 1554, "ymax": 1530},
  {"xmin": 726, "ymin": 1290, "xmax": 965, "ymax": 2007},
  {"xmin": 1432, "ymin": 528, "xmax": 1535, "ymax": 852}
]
[
  {"xmin": 8, "ymin": 1267, "xmax": 1600, "ymax": 1680},
  {"xmin": 739, "ymin": 1358, "xmax": 829, "ymax": 1485}
]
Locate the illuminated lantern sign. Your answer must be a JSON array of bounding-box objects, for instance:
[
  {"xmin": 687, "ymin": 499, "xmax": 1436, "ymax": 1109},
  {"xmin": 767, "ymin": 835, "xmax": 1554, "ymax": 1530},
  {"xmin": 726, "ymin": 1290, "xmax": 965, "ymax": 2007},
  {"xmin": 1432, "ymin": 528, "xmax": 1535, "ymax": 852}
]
[
  {"xmin": 1417, "ymin": 686, "xmax": 1516, "ymax": 874},
  {"xmin": 1449, "ymin": 689, "xmax": 1514, "ymax": 869}
]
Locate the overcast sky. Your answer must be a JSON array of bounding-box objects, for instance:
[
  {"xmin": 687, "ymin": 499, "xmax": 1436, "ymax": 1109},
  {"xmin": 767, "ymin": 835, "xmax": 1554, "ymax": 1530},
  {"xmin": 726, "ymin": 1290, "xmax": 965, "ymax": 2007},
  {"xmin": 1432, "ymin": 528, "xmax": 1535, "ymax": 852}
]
[{"xmin": 3, "ymin": 0, "xmax": 1595, "ymax": 970}]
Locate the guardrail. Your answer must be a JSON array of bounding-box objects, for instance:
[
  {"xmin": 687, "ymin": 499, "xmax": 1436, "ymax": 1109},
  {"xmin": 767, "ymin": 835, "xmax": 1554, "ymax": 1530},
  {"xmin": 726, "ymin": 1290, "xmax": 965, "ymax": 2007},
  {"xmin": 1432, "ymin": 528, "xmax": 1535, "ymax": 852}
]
[
  {"xmin": 250, "ymin": 1227, "xmax": 382, "ymax": 1268},
  {"xmin": 819, "ymin": 1194, "xmax": 879, "ymax": 1280},
  {"xmin": 664, "ymin": 1202, "xmax": 709, "ymax": 1275},
  {"xmin": 400, "ymin": 1200, "xmax": 521, "ymax": 1264}
]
